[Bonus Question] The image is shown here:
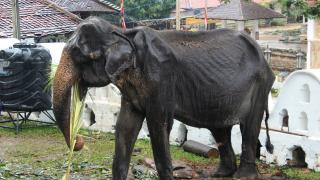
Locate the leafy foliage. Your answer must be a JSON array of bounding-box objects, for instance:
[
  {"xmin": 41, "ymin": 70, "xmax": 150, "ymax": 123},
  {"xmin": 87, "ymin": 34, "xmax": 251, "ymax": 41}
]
[
  {"xmin": 305, "ymin": 3, "xmax": 320, "ymax": 19},
  {"xmin": 276, "ymin": 0, "xmax": 320, "ymax": 20},
  {"xmin": 108, "ymin": 0, "xmax": 176, "ymax": 20}
]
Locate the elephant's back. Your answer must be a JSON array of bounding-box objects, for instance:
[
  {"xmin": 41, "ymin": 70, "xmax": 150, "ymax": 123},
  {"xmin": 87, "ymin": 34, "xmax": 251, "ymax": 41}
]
[
  {"xmin": 165, "ymin": 29, "xmax": 264, "ymax": 90},
  {"xmin": 163, "ymin": 29, "xmax": 272, "ymax": 126}
]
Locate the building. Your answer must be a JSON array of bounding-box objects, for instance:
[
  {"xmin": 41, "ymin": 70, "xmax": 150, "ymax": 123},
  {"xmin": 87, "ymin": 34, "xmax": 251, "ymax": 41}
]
[
  {"xmin": 169, "ymin": 0, "xmax": 283, "ymax": 31},
  {"xmin": 52, "ymin": 0, "xmax": 120, "ymax": 20},
  {"xmin": 197, "ymin": 0, "xmax": 285, "ymax": 39},
  {"xmin": 169, "ymin": 0, "xmax": 220, "ymax": 30},
  {"xmin": 0, "ymin": 0, "xmax": 81, "ymax": 43},
  {"xmin": 52, "ymin": 0, "xmax": 137, "ymax": 27}
]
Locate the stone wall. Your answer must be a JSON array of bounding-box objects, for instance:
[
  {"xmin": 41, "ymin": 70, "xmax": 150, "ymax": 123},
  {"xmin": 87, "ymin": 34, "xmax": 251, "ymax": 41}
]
[{"xmin": 262, "ymin": 48, "xmax": 306, "ymax": 72}]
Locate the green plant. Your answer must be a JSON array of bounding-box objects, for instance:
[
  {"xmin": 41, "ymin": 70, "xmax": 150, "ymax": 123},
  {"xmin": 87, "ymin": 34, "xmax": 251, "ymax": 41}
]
[
  {"xmin": 63, "ymin": 83, "xmax": 86, "ymax": 180},
  {"xmin": 271, "ymin": 88, "xmax": 280, "ymax": 97},
  {"xmin": 280, "ymin": 0, "xmax": 320, "ymax": 19},
  {"xmin": 44, "ymin": 64, "xmax": 57, "ymax": 93},
  {"xmin": 270, "ymin": 18, "xmax": 287, "ymax": 26},
  {"xmin": 304, "ymin": 3, "xmax": 320, "ymax": 19}
]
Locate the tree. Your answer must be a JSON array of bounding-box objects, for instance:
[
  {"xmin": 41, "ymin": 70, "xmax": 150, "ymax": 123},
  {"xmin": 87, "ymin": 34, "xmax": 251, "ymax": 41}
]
[
  {"xmin": 108, "ymin": 0, "xmax": 176, "ymax": 20},
  {"xmin": 277, "ymin": 0, "xmax": 307, "ymax": 22},
  {"xmin": 304, "ymin": 2, "xmax": 320, "ymax": 19}
]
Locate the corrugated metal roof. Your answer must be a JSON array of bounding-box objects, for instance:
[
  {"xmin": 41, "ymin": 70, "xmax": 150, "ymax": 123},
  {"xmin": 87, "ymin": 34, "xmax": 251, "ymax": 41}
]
[
  {"xmin": 0, "ymin": 0, "xmax": 80, "ymax": 38},
  {"xmin": 197, "ymin": 0, "xmax": 285, "ymax": 20}
]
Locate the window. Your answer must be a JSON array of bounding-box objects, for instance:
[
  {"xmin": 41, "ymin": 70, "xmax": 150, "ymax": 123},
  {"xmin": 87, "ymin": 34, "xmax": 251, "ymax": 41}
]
[
  {"xmin": 280, "ymin": 109, "xmax": 289, "ymax": 131},
  {"xmin": 299, "ymin": 112, "xmax": 308, "ymax": 131},
  {"xmin": 301, "ymin": 84, "xmax": 310, "ymax": 103}
]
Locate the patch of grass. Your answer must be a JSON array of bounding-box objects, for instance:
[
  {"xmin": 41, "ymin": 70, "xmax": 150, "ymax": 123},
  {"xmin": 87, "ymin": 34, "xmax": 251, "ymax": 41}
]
[{"xmin": 1, "ymin": 126, "xmax": 320, "ymax": 179}]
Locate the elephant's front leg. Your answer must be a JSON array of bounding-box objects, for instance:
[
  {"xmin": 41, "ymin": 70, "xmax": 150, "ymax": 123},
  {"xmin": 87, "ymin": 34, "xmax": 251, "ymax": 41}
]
[
  {"xmin": 146, "ymin": 105, "xmax": 174, "ymax": 180},
  {"xmin": 112, "ymin": 97, "xmax": 145, "ymax": 180}
]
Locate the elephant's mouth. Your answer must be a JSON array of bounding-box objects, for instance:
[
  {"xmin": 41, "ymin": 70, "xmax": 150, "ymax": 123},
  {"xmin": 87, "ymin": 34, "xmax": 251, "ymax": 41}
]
[{"xmin": 81, "ymin": 73, "xmax": 111, "ymax": 87}]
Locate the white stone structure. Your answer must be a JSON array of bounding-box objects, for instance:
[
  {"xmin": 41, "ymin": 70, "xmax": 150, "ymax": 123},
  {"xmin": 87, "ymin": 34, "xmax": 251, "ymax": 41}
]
[
  {"xmin": 259, "ymin": 70, "xmax": 320, "ymax": 171},
  {"xmin": 82, "ymin": 85, "xmax": 121, "ymax": 132}
]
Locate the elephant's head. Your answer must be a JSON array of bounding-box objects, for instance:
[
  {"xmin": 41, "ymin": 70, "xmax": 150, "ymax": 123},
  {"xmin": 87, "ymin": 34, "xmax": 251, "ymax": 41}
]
[{"xmin": 53, "ymin": 17, "xmax": 136, "ymax": 150}]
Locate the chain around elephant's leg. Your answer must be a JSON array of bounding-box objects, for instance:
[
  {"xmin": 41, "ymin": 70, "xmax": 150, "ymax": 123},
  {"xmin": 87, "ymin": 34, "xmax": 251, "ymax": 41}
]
[{"xmin": 210, "ymin": 126, "xmax": 237, "ymax": 177}]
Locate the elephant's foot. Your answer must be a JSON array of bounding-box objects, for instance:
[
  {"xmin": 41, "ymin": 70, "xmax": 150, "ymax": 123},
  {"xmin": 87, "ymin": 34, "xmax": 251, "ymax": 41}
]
[
  {"xmin": 212, "ymin": 163, "xmax": 237, "ymax": 177},
  {"xmin": 234, "ymin": 163, "xmax": 259, "ymax": 179}
]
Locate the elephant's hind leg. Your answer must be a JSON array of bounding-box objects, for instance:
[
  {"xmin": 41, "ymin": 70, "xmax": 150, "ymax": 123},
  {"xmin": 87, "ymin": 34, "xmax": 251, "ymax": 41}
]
[
  {"xmin": 235, "ymin": 85, "xmax": 266, "ymax": 179},
  {"xmin": 210, "ymin": 126, "xmax": 237, "ymax": 177}
]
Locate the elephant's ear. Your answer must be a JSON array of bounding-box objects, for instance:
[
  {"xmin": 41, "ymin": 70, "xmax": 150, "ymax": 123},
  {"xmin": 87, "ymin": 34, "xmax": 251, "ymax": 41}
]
[
  {"xmin": 127, "ymin": 28, "xmax": 176, "ymax": 82},
  {"xmin": 104, "ymin": 32, "xmax": 136, "ymax": 82}
]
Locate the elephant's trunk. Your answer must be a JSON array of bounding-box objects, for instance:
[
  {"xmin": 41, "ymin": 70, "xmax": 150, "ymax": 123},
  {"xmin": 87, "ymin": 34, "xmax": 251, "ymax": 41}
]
[{"xmin": 53, "ymin": 49, "xmax": 84, "ymax": 151}]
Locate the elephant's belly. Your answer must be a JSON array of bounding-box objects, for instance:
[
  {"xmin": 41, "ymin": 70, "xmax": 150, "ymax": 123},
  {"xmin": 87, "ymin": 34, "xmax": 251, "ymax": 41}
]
[
  {"xmin": 172, "ymin": 88, "xmax": 252, "ymax": 128},
  {"xmin": 173, "ymin": 106, "xmax": 241, "ymax": 128}
]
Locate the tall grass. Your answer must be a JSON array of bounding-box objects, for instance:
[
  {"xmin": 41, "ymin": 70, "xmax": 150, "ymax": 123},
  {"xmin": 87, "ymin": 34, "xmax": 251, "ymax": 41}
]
[{"xmin": 62, "ymin": 83, "xmax": 85, "ymax": 180}]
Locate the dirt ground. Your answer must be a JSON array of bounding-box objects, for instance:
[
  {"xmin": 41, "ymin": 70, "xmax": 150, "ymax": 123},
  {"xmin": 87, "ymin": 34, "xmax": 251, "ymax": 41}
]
[{"xmin": 1, "ymin": 123, "xmax": 319, "ymax": 179}]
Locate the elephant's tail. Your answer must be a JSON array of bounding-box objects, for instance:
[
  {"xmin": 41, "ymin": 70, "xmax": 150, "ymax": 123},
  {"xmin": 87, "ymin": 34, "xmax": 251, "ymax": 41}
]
[{"xmin": 265, "ymin": 107, "xmax": 274, "ymax": 154}]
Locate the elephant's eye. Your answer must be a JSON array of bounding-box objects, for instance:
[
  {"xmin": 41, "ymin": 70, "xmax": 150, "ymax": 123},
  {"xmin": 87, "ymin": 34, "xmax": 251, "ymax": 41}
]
[{"xmin": 79, "ymin": 38, "xmax": 87, "ymax": 45}]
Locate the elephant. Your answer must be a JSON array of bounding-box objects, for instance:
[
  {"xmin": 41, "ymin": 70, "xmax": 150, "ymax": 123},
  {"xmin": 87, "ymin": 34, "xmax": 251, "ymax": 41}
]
[{"xmin": 53, "ymin": 17, "xmax": 275, "ymax": 179}]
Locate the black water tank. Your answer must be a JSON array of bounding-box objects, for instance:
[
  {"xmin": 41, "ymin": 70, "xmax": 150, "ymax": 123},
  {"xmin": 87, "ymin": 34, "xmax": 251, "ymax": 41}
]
[{"xmin": 0, "ymin": 43, "xmax": 52, "ymax": 111}]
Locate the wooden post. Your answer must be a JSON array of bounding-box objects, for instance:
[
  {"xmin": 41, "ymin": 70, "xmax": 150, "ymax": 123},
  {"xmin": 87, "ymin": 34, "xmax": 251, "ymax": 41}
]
[
  {"xmin": 237, "ymin": 21, "xmax": 245, "ymax": 31},
  {"xmin": 176, "ymin": 0, "xmax": 180, "ymax": 30},
  {"xmin": 204, "ymin": 0, "xmax": 208, "ymax": 30},
  {"xmin": 252, "ymin": 20, "xmax": 259, "ymax": 40},
  {"xmin": 12, "ymin": 0, "xmax": 21, "ymax": 39},
  {"xmin": 221, "ymin": 20, "xmax": 227, "ymax": 28}
]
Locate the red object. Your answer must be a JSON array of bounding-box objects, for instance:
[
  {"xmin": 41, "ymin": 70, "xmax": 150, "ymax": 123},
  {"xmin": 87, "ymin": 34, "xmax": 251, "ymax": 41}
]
[
  {"xmin": 120, "ymin": 0, "xmax": 126, "ymax": 32},
  {"xmin": 307, "ymin": 0, "xmax": 317, "ymax": 6},
  {"xmin": 204, "ymin": 5, "xmax": 208, "ymax": 30}
]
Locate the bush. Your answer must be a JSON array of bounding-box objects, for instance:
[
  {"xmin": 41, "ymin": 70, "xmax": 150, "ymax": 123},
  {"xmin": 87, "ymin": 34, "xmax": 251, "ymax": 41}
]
[{"xmin": 270, "ymin": 18, "xmax": 287, "ymax": 26}]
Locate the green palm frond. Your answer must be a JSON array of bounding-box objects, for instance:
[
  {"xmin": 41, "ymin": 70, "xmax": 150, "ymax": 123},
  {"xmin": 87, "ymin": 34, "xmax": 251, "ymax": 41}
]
[{"xmin": 63, "ymin": 83, "xmax": 86, "ymax": 180}]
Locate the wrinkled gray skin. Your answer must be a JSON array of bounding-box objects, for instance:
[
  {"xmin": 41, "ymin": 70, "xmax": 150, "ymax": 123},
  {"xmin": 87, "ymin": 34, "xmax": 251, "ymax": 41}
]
[{"xmin": 53, "ymin": 17, "xmax": 275, "ymax": 179}]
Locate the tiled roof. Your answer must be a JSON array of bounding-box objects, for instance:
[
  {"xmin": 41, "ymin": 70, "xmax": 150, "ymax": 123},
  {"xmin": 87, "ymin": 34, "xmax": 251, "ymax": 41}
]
[
  {"xmin": 180, "ymin": 0, "xmax": 220, "ymax": 9},
  {"xmin": 52, "ymin": 0, "xmax": 120, "ymax": 12},
  {"xmin": 0, "ymin": 0, "xmax": 80, "ymax": 38},
  {"xmin": 172, "ymin": 0, "xmax": 267, "ymax": 13},
  {"xmin": 197, "ymin": 0, "xmax": 285, "ymax": 20}
]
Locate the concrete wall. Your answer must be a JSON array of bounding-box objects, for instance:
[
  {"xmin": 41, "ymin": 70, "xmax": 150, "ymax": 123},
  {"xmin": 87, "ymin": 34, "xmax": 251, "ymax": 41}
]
[{"xmin": 82, "ymin": 85, "xmax": 121, "ymax": 132}]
